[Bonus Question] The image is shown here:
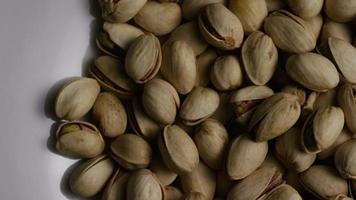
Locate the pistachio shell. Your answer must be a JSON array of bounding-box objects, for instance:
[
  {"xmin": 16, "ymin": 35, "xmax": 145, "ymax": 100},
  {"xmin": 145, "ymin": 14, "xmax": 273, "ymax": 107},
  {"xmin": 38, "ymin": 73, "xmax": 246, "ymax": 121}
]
[
  {"xmin": 165, "ymin": 186, "xmax": 183, "ymax": 200},
  {"xmin": 286, "ymin": 52, "xmax": 339, "ymax": 92},
  {"xmin": 55, "ymin": 77, "xmax": 100, "ymax": 120},
  {"xmin": 182, "ymin": 0, "xmax": 226, "ymax": 20},
  {"xmin": 110, "ymin": 134, "xmax": 152, "ymax": 170},
  {"xmin": 102, "ymin": 169, "xmax": 129, "ymax": 200},
  {"xmin": 142, "ymin": 79, "xmax": 180, "ymax": 125},
  {"xmin": 179, "ymin": 87, "xmax": 220, "ymax": 126},
  {"xmin": 99, "ymin": 0, "xmax": 147, "ymax": 23},
  {"xmin": 257, "ymin": 184, "xmax": 302, "ymax": 200},
  {"xmin": 335, "ymin": 139, "xmax": 356, "ymax": 179},
  {"xmin": 69, "ymin": 155, "xmax": 115, "ymax": 198},
  {"xmin": 281, "ymin": 85, "xmax": 306, "ymax": 105},
  {"xmin": 182, "ymin": 192, "xmax": 208, "ymax": 200},
  {"xmin": 149, "ymin": 158, "xmax": 178, "ymax": 186},
  {"xmin": 313, "ymin": 88, "xmax": 337, "ymax": 110},
  {"xmin": 304, "ymin": 14, "xmax": 323, "ymax": 39},
  {"xmin": 195, "ymin": 48, "xmax": 217, "ymax": 87},
  {"xmin": 226, "ymin": 133, "xmax": 268, "ymax": 180},
  {"xmin": 134, "ymin": 1, "xmax": 182, "ymax": 36},
  {"xmin": 56, "ymin": 121, "xmax": 105, "ymax": 158},
  {"xmin": 198, "ymin": 3, "xmax": 244, "ymax": 50},
  {"xmin": 321, "ymin": 19, "xmax": 354, "ymax": 44},
  {"xmin": 158, "ymin": 125, "xmax": 199, "ymax": 174},
  {"xmin": 242, "ymin": 31, "xmax": 278, "ymax": 85},
  {"xmin": 287, "ymin": 0, "xmax": 323, "ymax": 19},
  {"xmin": 324, "ymin": 0, "xmax": 356, "ymax": 22},
  {"xmin": 338, "ymin": 84, "xmax": 356, "ymax": 135},
  {"xmin": 318, "ymin": 128, "xmax": 353, "ymax": 160}
]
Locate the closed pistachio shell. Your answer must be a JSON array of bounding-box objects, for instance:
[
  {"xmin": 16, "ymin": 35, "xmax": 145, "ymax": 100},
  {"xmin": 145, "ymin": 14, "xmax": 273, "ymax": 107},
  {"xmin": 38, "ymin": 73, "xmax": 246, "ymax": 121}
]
[
  {"xmin": 324, "ymin": 0, "xmax": 356, "ymax": 22},
  {"xmin": 99, "ymin": 0, "xmax": 147, "ymax": 23},
  {"xmin": 198, "ymin": 3, "xmax": 244, "ymax": 50},
  {"xmin": 102, "ymin": 169, "xmax": 129, "ymax": 200},
  {"xmin": 335, "ymin": 139, "xmax": 356, "ymax": 179},
  {"xmin": 158, "ymin": 125, "xmax": 199, "ymax": 174},
  {"xmin": 69, "ymin": 155, "xmax": 115, "ymax": 198},
  {"xmin": 286, "ymin": 52, "xmax": 339, "ymax": 92},
  {"xmin": 264, "ymin": 10, "xmax": 316, "ymax": 53},
  {"xmin": 242, "ymin": 31, "xmax": 278, "ymax": 85},
  {"xmin": 182, "ymin": 0, "xmax": 226, "ymax": 20},
  {"xmin": 287, "ymin": 0, "xmax": 323, "ymax": 19},
  {"xmin": 179, "ymin": 87, "xmax": 220, "ymax": 126},
  {"xmin": 227, "ymin": 133, "xmax": 268, "ymax": 180},
  {"xmin": 299, "ymin": 165, "xmax": 348, "ymax": 199},
  {"xmin": 92, "ymin": 92, "xmax": 127, "ymax": 138},
  {"xmin": 165, "ymin": 186, "xmax": 183, "ymax": 200},
  {"xmin": 338, "ymin": 84, "xmax": 356, "ymax": 135},
  {"xmin": 228, "ymin": 0, "xmax": 268, "ymax": 34},
  {"xmin": 149, "ymin": 158, "xmax": 177, "ymax": 186},
  {"xmin": 257, "ymin": 184, "xmax": 302, "ymax": 200},
  {"xmin": 142, "ymin": 79, "xmax": 180, "ymax": 125},
  {"xmin": 56, "ymin": 121, "xmax": 105, "ymax": 158},
  {"xmin": 216, "ymin": 171, "xmax": 234, "ymax": 197},
  {"xmin": 266, "ymin": 0, "xmax": 286, "ymax": 12},
  {"xmin": 195, "ymin": 48, "xmax": 217, "ymax": 87},
  {"xmin": 321, "ymin": 19, "xmax": 354, "ymax": 44},
  {"xmin": 182, "ymin": 192, "xmax": 208, "ymax": 200},
  {"xmin": 318, "ymin": 128, "xmax": 353, "ymax": 160},
  {"xmin": 110, "ymin": 134, "xmax": 152, "ymax": 170},
  {"xmin": 55, "ymin": 77, "xmax": 100, "ymax": 120},
  {"xmin": 134, "ymin": 1, "xmax": 182, "ymax": 36}
]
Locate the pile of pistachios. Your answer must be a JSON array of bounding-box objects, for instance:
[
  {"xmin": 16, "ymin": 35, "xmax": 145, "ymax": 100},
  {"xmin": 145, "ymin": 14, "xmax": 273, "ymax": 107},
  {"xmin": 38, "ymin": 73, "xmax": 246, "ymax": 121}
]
[{"xmin": 49, "ymin": 0, "xmax": 356, "ymax": 199}]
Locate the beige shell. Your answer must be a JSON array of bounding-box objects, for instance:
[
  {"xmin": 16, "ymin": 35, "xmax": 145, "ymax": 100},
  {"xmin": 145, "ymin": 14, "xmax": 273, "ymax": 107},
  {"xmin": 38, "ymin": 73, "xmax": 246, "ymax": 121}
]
[
  {"xmin": 304, "ymin": 14, "xmax": 323, "ymax": 41},
  {"xmin": 158, "ymin": 125, "xmax": 199, "ymax": 174},
  {"xmin": 56, "ymin": 121, "xmax": 105, "ymax": 158},
  {"xmin": 264, "ymin": 10, "xmax": 316, "ymax": 53},
  {"xmin": 165, "ymin": 186, "xmax": 183, "ymax": 200},
  {"xmin": 228, "ymin": 0, "xmax": 268, "ymax": 34},
  {"xmin": 324, "ymin": 0, "xmax": 356, "ymax": 22},
  {"xmin": 198, "ymin": 3, "xmax": 244, "ymax": 50},
  {"xmin": 110, "ymin": 134, "xmax": 152, "ymax": 170},
  {"xmin": 69, "ymin": 155, "xmax": 115, "ymax": 198},
  {"xmin": 226, "ymin": 133, "xmax": 268, "ymax": 180},
  {"xmin": 55, "ymin": 77, "xmax": 100, "ymax": 120},
  {"xmin": 338, "ymin": 84, "xmax": 356, "ymax": 135},
  {"xmin": 134, "ymin": 1, "xmax": 182, "ymax": 36},
  {"xmin": 195, "ymin": 48, "xmax": 217, "ymax": 87},
  {"xmin": 335, "ymin": 139, "xmax": 356, "ymax": 179},
  {"xmin": 99, "ymin": 0, "xmax": 147, "ymax": 23},
  {"xmin": 182, "ymin": 0, "xmax": 226, "ymax": 19},
  {"xmin": 257, "ymin": 184, "xmax": 302, "ymax": 200},
  {"xmin": 102, "ymin": 169, "xmax": 129, "ymax": 200},
  {"xmin": 321, "ymin": 19, "xmax": 354, "ymax": 44},
  {"xmin": 318, "ymin": 128, "xmax": 353, "ymax": 160},
  {"xmin": 92, "ymin": 92, "xmax": 127, "ymax": 138},
  {"xmin": 149, "ymin": 158, "xmax": 177, "ymax": 186},
  {"xmin": 142, "ymin": 79, "xmax": 180, "ymax": 125},
  {"xmin": 181, "ymin": 192, "xmax": 208, "ymax": 200},
  {"xmin": 242, "ymin": 31, "xmax": 278, "ymax": 85},
  {"xmin": 281, "ymin": 85, "xmax": 306, "ymax": 105},
  {"xmin": 287, "ymin": 0, "xmax": 323, "ymax": 19}
]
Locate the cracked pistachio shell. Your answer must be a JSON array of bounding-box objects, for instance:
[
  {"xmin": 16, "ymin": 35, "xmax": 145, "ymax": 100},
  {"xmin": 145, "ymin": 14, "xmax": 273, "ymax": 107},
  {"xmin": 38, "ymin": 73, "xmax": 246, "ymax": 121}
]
[
  {"xmin": 182, "ymin": 0, "xmax": 226, "ymax": 20},
  {"xmin": 127, "ymin": 98, "xmax": 161, "ymax": 142},
  {"xmin": 266, "ymin": 0, "xmax": 286, "ymax": 12},
  {"xmin": 264, "ymin": 10, "xmax": 316, "ymax": 53},
  {"xmin": 180, "ymin": 161, "xmax": 216, "ymax": 200},
  {"xmin": 248, "ymin": 93, "xmax": 301, "ymax": 142},
  {"xmin": 92, "ymin": 92, "xmax": 127, "ymax": 138},
  {"xmin": 169, "ymin": 21, "xmax": 208, "ymax": 56},
  {"xmin": 195, "ymin": 48, "xmax": 217, "ymax": 87},
  {"xmin": 69, "ymin": 155, "xmax": 115, "ymax": 198},
  {"xmin": 227, "ymin": 133, "xmax": 268, "ymax": 180},
  {"xmin": 275, "ymin": 128, "xmax": 316, "ymax": 172},
  {"xmin": 228, "ymin": 0, "xmax": 268, "ymax": 34},
  {"xmin": 301, "ymin": 106, "xmax": 344, "ymax": 153},
  {"xmin": 161, "ymin": 40, "xmax": 197, "ymax": 94},
  {"xmin": 299, "ymin": 165, "xmax": 348, "ymax": 199},
  {"xmin": 318, "ymin": 128, "xmax": 353, "ymax": 160},
  {"xmin": 102, "ymin": 169, "xmax": 129, "ymax": 200},
  {"xmin": 134, "ymin": 1, "xmax": 182, "ymax": 36},
  {"xmin": 99, "ymin": 0, "xmax": 147, "ymax": 23},
  {"xmin": 286, "ymin": 52, "xmax": 339, "ymax": 92},
  {"xmin": 324, "ymin": 0, "xmax": 356, "ymax": 22},
  {"xmin": 194, "ymin": 119, "xmax": 229, "ymax": 169},
  {"xmin": 242, "ymin": 31, "xmax": 278, "ymax": 85},
  {"xmin": 125, "ymin": 34, "xmax": 161, "ymax": 84},
  {"xmin": 329, "ymin": 194, "xmax": 354, "ymax": 200},
  {"xmin": 320, "ymin": 19, "xmax": 354, "ymax": 44},
  {"xmin": 198, "ymin": 3, "xmax": 244, "ymax": 50},
  {"xmin": 338, "ymin": 84, "xmax": 356, "ymax": 135},
  {"xmin": 165, "ymin": 186, "xmax": 183, "ymax": 200},
  {"xmin": 281, "ymin": 85, "xmax": 306, "ymax": 105},
  {"xmin": 179, "ymin": 87, "xmax": 220, "ymax": 126},
  {"xmin": 158, "ymin": 125, "xmax": 199, "ymax": 174},
  {"xmin": 257, "ymin": 184, "xmax": 302, "ymax": 200},
  {"xmin": 56, "ymin": 121, "xmax": 105, "ymax": 158},
  {"xmin": 319, "ymin": 37, "xmax": 356, "ymax": 84},
  {"xmin": 55, "ymin": 77, "xmax": 100, "ymax": 120},
  {"xmin": 142, "ymin": 79, "xmax": 180, "ymax": 125},
  {"xmin": 126, "ymin": 169, "xmax": 164, "ymax": 200},
  {"xmin": 89, "ymin": 56, "xmax": 137, "ymax": 97},
  {"xmin": 182, "ymin": 192, "xmax": 208, "ymax": 200},
  {"xmin": 335, "ymin": 139, "xmax": 356, "ymax": 179},
  {"xmin": 149, "ymin": 158, "xmax": 177, "ymax": 186},
  {"xmin": 287, "ymin": 0, "xmax": 323, "ymax": 19},
  {"xmin": 210, "ymin": 55, "xmax": 243, "ymax": 91},
  {"xmin": 110, "ymin": 134, "xmax": 152, "ymax": 170}
]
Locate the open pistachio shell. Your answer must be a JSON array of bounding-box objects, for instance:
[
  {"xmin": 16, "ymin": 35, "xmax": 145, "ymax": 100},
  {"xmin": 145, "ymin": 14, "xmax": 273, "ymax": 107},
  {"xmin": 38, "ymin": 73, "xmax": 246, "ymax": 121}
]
[
  {"xmin": 102, "ymin": 169, "xmax": 129, "ymax": 200},
  {"xmin": 257, "ymin": 184, "xmax": 302, "ymax": 200},
  {"xmin": 149, "ymin": 158, "xmax": 178, "ymax": 186},
  {"xmin": 286, "ymin": 0, "xmax": 323, "ymax": 19},
  {"xmin": 338, "ymin": 83, "xmax": 356, "ymax": 135},
  {"xmin": 335, "ymin": 139, "xmax": 356, "ymax": 179},
  {"xmin": 99, "ymin": 0, "xmax": 147, "ymax": 23},
  {"xmin": 318, "ymin": 128, "xmax": 353, "ymax": 160},
  {"xmin": 182, "ymin": 0, "xmax": 226, "ymax": 20},
  {"xmin": 324, "ymin": 0, "xmax": 356, "ymax": 23}
]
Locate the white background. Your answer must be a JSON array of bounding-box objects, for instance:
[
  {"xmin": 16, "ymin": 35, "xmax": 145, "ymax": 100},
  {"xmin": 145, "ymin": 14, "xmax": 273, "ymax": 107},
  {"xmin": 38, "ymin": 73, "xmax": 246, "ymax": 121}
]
[{"xmin": 0, "ymin": 0, "xmax": 99, "ymax": 199}]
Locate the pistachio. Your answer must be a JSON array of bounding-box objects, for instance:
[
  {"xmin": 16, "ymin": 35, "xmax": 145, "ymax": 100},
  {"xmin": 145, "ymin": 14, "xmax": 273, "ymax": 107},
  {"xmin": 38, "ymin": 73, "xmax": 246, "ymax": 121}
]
[
  {"xmin": 126, "ymin": 169, "xmax": 164, "ymax": 200},
  {"xmin": 181, "ymin": 192, "xmax": 208, "ymax": 200},
  {"xmin": 55, "ymin": 77, "xmax": 100, "ymax": 120},
  {"xmin": 69, "ymin": 155, "xmax": 115, "ymax": 198},
  {"xmin": 195, "ymin": 48, "xmax": 217, "ymax": 87},
  {"xmin": 281, "ymin": 85, "xmax": 306, "ymax": 105},
  {"xmin": 228, "ymin": 0, "xmax": 268, "ymax": 34},
  {"xmin": 264, "ymin": 10, "xmax": 316, "ymax": 53},
  {"xmin": 318, "ymin": 128, "xmax": 353, "ymax": 160},
  {"xmin": 299, "ymin": 165, "xmax": 348, "ymax": 199},
  {"xmin": 134, "ymin": 1, "xmax": 182, "ymax": 36},
  {"xmin": 181, "ymin": 0, "xmax": 226, "ymax": 20},
  {"xmin": 161, "ymin": 40, "xmax": 197, "ymax": 94},
  {"xmin": 142, "ymin": 79, "xmax": 180, "ymax": 125},
  {"xmin": 305, "ymin": 14, "xmax": 323, "ymax": 39},
  {"xmin": 266, "ymin": 0, "xmax": 286, "ymax": 12},
  {"xmin": 110, "ymin": 134, "xmax": 152, "ymax": 170},
  {"xmin": 102, "ymin": 169, "xmax": 129, "ymax": 200},
  {"xmin": 198, "ymin": 3, "xmax": 244, "ymax": 50},
  {"xmin": 89, "ymin": 56, "xmax": 137, "ymax": 97},
  {"xmin": 165, "ymin": 186, "xmax": 183, "ymax": 200},
  {"xmin": 216, "ymin": 171, "xmax": 234, "ymax": 197},
  {"xmin": 257, "ymin": 184, "xmax": 302, "ymax": 200},
  {"xmin": 226, "ymin": 133, "xmax": 268, "ymax": 180},
  {"xmin": 321, "ymin": 19, "xmax": 354, "ymax": 44},
  {"xmin": 149, "ymin": 158, "xmax": 177, "ymax": 186},
  {"xmin": 338, "ymin": 83, "xmax": 356, "ymax": 135},
  {"xmin": 98, "ymin": 0, "xmax": 147, "ymax": 23},
  {"xmin": 210, "ymin": 55, "xmax": 243, "ymax": 91},
  {"xmin": 210, "ymin": 92, "xmax": 234, "ymax": 125},
  {"xmin": 324, "ymin": 0, "xmax": 356, "ymax": 23},
  {"xmin": 286, "ymin": 0, "xmax": 323, "ymax": 19},
  {"xmin": 92, "ymin": 92, "xmax": 127, "ymax": 138},
  {"xmin": 242, "ymin": 31, "xmax": 278, "ymax": 85},
  {"xmin": 248, "ymin": 93, "xmax": 301, "ymax": 142},
  {"xmin": 286, "ymin": 52, "xmax": 339, "ymax": 92},
  {"xmin": 125, "ymin": 34, "xmax": 161, "ymax": 84},
  {"xmin": 194, "ymin": 119, "xmax": 229, "ymax": 169},
  {"xmin": 158, "ymin": 125, "xmax": 199, "ymax": 174},
  {"xmin": 179, "ymin": 87, "xmax": 220, "ymax": 126},
  {"xmin": 313, "ymin": 88, "xmax": 337, "ymax": 111},
  {"xmin": 335, "ymin": 139, "xmax": 356, "ymax": 179}
]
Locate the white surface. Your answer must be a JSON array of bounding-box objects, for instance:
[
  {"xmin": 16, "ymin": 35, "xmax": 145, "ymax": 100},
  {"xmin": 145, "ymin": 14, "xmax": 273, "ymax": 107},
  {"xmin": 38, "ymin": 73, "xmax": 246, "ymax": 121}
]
[{"xmin": 0, "ymin": 0, "xmax": 97, "ymax": 199}]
